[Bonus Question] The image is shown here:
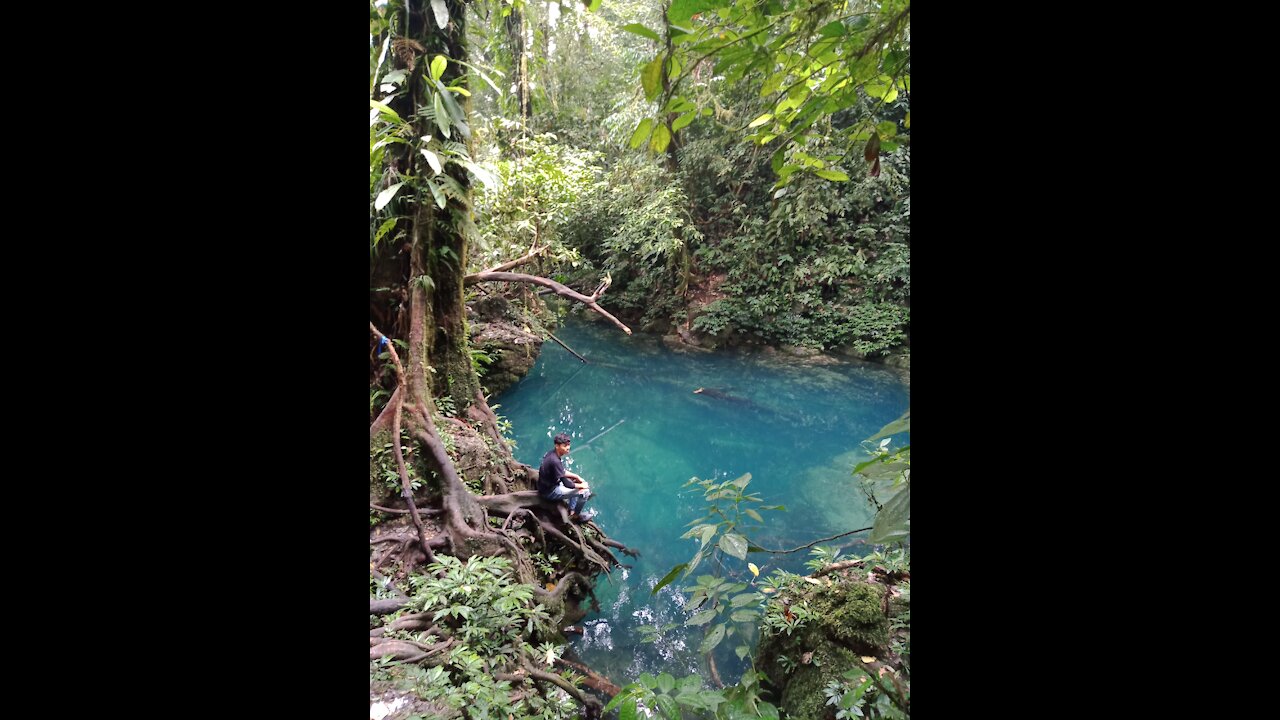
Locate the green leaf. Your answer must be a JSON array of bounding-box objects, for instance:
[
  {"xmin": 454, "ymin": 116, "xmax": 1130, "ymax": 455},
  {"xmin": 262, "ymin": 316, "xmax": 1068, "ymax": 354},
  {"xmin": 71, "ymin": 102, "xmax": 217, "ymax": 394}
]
[
  {"xmin": 744, "ymin": 508, "xmax": 764, "ymax": 523},
  {"xmin": 814, "ymin": 169, "xmax": 850, "ymax": 182},
  {"xmin": 420, "ymin": 149, "xmax": 442, "ymax": 175},
  {"xmin": 430, "ymin": 55, "xmax": 447, "ymax": 81},
  {"xmin": 673, "ymin": 111, "xmax": 697, "ymax": 131},
  {"xmin": 700, "ymin": 524, "xmax": 717, "ymax": 548},
  {"xmin": 904, "ymin": 111, "xmax": 910, "ymax": 129},
  {"xmin": 658, "ymin": 673, "xmax": 675, "ymax": 694},
  {"xmin": 587, "ymin": 0, "xmax": 602, "ymax": 11},
  {"xmin": 876, "ymin": 121, "xmax": 897, "ymax": 139},
  {"xmin": 686, "ymin": 609, "xmax": 717, "ymax": 626},
  {"xmin": 619, "ymin": 698, "xmax": 637, "ymax": 720},
  {"xmin": 868, "ymin": 411, "xmax": 910, "ymax": 441},
  {"xmin": 629, "ymin": 118, "xmax": 654, "ymax": 149},
  {"xmin": 622, "ymin": 23, "xmax": 661, "ymax": 42},
  {"xmin": 639, "ymin": 673, "xmax": 658, "ymax": 690},
  {"xmin": 730, "ymin": 592, "xmax": 762, "ymax": 607},
  {"xmin": 667, "ymin": 0, "xmax": 714, "ymax": 26},
  {"xmin": 735, "ymin": 645, "xmax": 750, "ymax": 660},
  {"xmin": 430, "ymin": 0, "xmax": 448, "ymax": 29},
  {"xmin": 700, "ymin": 623, "xmax": 726, "ymax": 653},
  {"xmin": 771, "ymin": 148, "xmax": 785, "ymax": 175},
  {"xmin": 719, "ymin": 533, "xmax": 748, "ymax": 560},
  {"xmin": 819, "ymin": 21, "xmax": 847, "ymax": 37},
  {"xmin": 425, "ymin": 179, "xmax": 447, "ymax": 209},
  {"xmin": 747, "ymin": 113, "xmax": 773, "ymax": 129},
  {"xmin": 651, "ymin": 563, "xmax": 687, "ymax": 595},
  {"xmin": 731, "ymin": 609, "xmax": 758, "ymax": 622},
  {"xmin": 880, "ymin": 140, "xmax": 898, "ymax": 152},
  {"xmin": 461, "ymin": 160, "xmax": 496, "ymax": 190},
  {"xmin": 642, "ymin": 58, "xmax": 664, "ymax": 101},
  {"xmin": 868, "ymin": 482, "xmax": 909, "ymax": 543},
  {"xmin": 374, "ymin": 182, "xmax": 404, "ymax": 211},
  {"xmin": 431, "ymin": 78, "xmax": 470, "ymax": 139},
  {"xmin": 432, "ymin": 93, "xmax": 451, "ymax": 139},
  {"xmin": 650, "ymin": 123, "xmax": 672, "ymax": 152},
  {"xmin": 373, "ymin": 217, "xmax": 398, "ymax": 247},
  {"xmin": 369, "ymin": 99, "xmax": 403, "ymax": 124}
]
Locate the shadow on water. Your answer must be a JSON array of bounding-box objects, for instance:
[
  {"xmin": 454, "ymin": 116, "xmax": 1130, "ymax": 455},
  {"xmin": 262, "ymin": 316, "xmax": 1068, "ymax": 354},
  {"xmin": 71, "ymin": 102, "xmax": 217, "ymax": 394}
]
[{"xmin": 495, "ymin": 317, "xmax": 910, "ymax": 686}]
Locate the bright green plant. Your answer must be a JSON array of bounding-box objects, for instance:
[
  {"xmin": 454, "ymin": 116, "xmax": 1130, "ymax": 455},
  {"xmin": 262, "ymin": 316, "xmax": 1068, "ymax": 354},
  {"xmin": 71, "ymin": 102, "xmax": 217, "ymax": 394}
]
[{"xmin": 854, "ymin": 410, "xmax": 909, "ymax": 544}]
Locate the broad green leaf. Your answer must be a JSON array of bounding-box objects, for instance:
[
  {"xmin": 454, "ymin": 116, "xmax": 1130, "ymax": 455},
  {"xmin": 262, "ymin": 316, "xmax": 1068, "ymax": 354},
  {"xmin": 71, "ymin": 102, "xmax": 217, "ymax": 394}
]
[
  {"xmin": 666, "ymin": 96, "xmax": 695, "ymax": 113},
  {"xmin": 650, "ymin": 123, "xmax": 672, "ymax": 152},
  {"xmin": 747, "ymin": 113, "xmax": 773, "ymax": 129},
  {"xmin": 667, "ymin": 0, "xmax": 714, "ymax": 27},
  {"xmin": 819, "ymin": 21, "xmax": 847, "ymax": 37},
  {"xmin": 587, "ymin": 0, "xmax": 602, "ymax": 11},
  {"xmin": 433, "ymin": 93, "xmax": 451, "ymax": 138},
  {"xmin": 425, "ymin": 179, "xmax": 446, "ymax": 209},
  {"xmin": 658, "ymin": 673, "xmax": 675, "ymax": 694},
  {"xmin": 619, "ymin": 698, "xmax": 637, "ymax": 720},
  {"xmin": 758, "ymin": 701, "xmax": 780, "ymax": 720},
  {"xmin": 420, "ymin": 149, "xmax": 442, "ymax": 175},
  {"xmin": 622, "ymin": 23, "xmax": 661, "ymax": 42},
  {"xmin": 629, "ymin": 118, "xmax": 654, "ymax": 149},
  {"xmin": 642, "ymin": 58, "xmax": 664, "ymax": 101},
  {"xmin": 700, "ymin": 524, "xmax": 717, "ymax": 548},
  {"xmin": 868, "ymin": 411, "xmax": 910, "ymax": 441},
  {"xmin": 430, "ymin": 55, "xmax": 447, "ymax": 81},
  {"xmin": 656, "ymin": 695, "xmax": 678, "ymax": 719},
  {"xmin": 373, "ymin": 217, "xmax": 398, "ymax": 247},
  {"xmin": 461, "ymin": 160, "xmax": 496, "ymax": 190},
  {"xmin": 651, "ymin": 563, "xmax": 687, "ymax": 595},
  {"xmin": 699, "ymin": 623, "xmax": 726, "ymax": 653},
  {"xmin": 814, "ymin": 169, "xmax": 850, "ymax": 182},
  {"xmin": 731, "ymin": 609, "xmax": 758, "ymax": 622},
  {"xmin": 639, "ymin": 673, "xmax": 658, "ymax": 690},
  {"xmin": 673, "ymin": 111, "xmax": 697, "ymax": 131},
  {"xmin": 374, "ymin": 182, "xmax": 404, "ymax": 211},
  {"xmin": 904, "ymin": 111, "xmax": 910, "ymax": 128},
  {"xmin": 686, "ymin": 609, "xmax": 717, "ymax": 626},
  {"xmin": 880, "ymin": 140, "xmax": 898, "ymax": 152},
  {"xmin": 431, "ymin": 78, "xmax": 470, "ymax": 139},
  {"xmin": 771, "ymin": 148, "xmax": 785, "ymax": 174},
  {"xmin": 735, "ymin": 645, "xmax": 750, "ymax": 660},
  {"xmin": 868, "ymin": 482, "xmax": 910, "ymax": 543},
  {"xmin": 730, "ymin": 592, "xmax": 762, "ymax": 607},
  {"xmin": 876, "ymin": 121, "xmax": 897, "ymax": 139},
  {"xmin": 430, "ymin": 0, "xmax": 448, "ymax": 29},
  {"xmin": 719, "ymin": 533, "xmax": 748, "ymax": 560},
  {"xmin": 369, "ymin": 99, "xmax": 402, "ymax": 124}
]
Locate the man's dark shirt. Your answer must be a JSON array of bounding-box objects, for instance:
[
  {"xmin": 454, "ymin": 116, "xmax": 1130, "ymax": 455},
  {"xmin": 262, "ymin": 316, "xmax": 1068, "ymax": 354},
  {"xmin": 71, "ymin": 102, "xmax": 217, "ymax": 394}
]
[{"xmin": 538, "ymin": 449, "xmax": 574, "ymax": 497}]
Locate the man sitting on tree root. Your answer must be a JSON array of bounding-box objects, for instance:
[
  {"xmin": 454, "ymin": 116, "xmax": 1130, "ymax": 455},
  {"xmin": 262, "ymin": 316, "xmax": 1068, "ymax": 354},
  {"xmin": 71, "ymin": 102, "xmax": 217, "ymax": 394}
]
[{"xmin": 538, "ymin": 432, "xmax": 596, "ymax": 522}]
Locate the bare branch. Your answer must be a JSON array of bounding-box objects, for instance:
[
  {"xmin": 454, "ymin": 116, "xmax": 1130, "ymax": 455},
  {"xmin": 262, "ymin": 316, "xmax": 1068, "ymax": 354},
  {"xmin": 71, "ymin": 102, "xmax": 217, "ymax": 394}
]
[{"xmin": 463, "ymin": 271, "xmax": 632, "ymax": 335}]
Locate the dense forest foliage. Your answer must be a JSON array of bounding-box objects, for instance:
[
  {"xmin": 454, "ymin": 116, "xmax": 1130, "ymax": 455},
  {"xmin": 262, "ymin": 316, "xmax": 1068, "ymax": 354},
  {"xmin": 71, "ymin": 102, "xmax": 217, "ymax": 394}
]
[{"xmin": 370, "ymin": 0, "xmax": 909, "ymax": 717}]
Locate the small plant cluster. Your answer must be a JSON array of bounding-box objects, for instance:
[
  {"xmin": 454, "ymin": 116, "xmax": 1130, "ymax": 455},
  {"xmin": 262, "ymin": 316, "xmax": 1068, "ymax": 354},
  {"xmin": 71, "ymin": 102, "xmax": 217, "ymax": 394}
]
[{"xmin": 370, "ymin": 555, "xmax": 579, "ymax": 720}]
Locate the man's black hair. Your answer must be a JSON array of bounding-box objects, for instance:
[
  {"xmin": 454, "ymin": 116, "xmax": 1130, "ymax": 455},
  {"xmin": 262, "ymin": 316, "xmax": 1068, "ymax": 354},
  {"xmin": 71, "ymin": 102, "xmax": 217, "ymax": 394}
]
[{"xmin": 553, "ymin": 432, "xmax": 572, "ymax": 446}]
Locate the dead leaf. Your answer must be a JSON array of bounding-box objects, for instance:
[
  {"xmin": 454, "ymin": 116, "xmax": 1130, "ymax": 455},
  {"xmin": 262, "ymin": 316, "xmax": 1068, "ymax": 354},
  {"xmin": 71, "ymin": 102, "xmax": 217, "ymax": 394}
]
[
  {"xmin": 860, "ymin": 656, "xmax": 876, "ymax": 663},
  {"xmin": 801, "ymin": 651, "xmax": 814, "ymax": 664}
]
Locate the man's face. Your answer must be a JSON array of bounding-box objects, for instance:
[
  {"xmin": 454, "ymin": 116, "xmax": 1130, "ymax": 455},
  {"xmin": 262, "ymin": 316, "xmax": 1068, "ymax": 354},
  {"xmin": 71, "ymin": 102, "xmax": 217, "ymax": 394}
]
[{"xmin": 556, "ymin": 442, "xmax": 571, "ymax": 457}]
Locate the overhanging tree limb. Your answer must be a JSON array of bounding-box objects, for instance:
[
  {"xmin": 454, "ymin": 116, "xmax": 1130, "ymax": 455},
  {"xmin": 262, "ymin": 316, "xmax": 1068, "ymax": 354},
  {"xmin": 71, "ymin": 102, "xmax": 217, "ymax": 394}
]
[{"xmin": 464, "ymin": 271, "xmax": 632, "ymax": 334}]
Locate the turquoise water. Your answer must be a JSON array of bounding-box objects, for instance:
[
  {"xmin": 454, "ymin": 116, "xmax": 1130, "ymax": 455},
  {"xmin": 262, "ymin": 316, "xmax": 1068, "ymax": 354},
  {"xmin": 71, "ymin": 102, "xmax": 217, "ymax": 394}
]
[{"xmin": 495, "ymin": 317, "xmax": 910, "ymax": 686}]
